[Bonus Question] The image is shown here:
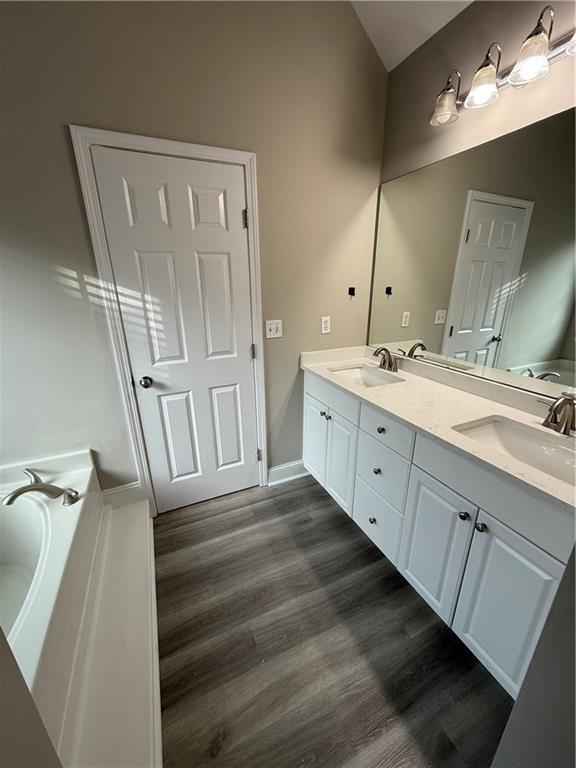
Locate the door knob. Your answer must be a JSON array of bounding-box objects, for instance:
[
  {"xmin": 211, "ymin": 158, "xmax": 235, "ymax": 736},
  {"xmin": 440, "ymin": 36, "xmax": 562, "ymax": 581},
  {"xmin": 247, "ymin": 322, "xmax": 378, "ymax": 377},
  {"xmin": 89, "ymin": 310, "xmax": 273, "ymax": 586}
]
[
  {"xmin": 475, "ymin": 522, "xmax": 488, "ymax": 533},
  {"xmin": 489, "ymin": 334, "xmax": 502, "ymax": 344},
  {"xmin": 377, "ymin": 426, "xmax": 386, "ymax": 434},
  {"xmin": 373, "ymin": 467, "xmax": 382, "ymax": 475},
  {"xmin": 368, "ymin": 517, "xmax": 376, "ymax": 524},
  {"xmin": 320, "ymin": 411, "xmax": 327, "ymax": 417},
  {"xmin": 458, "ymin": 511, "xmax": 470, "ymax": 521},
  {"xmin": 139, "ymin": 376, "xmax": 153, "ymax": 389}
]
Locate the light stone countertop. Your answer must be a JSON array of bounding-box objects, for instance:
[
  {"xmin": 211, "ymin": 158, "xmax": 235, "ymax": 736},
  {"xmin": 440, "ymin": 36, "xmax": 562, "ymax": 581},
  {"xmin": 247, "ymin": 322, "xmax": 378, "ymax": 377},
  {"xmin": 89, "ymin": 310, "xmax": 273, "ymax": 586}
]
[{"xmin": 301, "ymin": 347, "xmax": 576, "ymax": 513}]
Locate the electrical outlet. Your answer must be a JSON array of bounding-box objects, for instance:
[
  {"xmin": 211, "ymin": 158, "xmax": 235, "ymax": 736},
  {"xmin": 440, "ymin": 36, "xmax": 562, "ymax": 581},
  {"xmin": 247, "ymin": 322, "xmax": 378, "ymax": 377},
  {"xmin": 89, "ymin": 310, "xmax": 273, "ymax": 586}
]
[
  {"xmin": 321, "ymin": 316, "xmax": 331, "ymax": 334},
  {"xmin": 434, "ymin": 309, "xmax": 447, "ymax": 325},
  {"xmin": 401, "ymin": 311, "xmax": 410, "ymax": 328},
  {"xmin": 265, "ymin": 319, "xmax": 283, "ymax": 339}
]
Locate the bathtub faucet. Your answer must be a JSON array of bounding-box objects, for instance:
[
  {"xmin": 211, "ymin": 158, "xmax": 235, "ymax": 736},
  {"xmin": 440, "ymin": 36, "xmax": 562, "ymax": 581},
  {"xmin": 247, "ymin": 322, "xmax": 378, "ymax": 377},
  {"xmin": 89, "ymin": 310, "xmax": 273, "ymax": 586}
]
[{"xmin": 1, "ymin": 468, "xmax": 80, "ymax": 506}]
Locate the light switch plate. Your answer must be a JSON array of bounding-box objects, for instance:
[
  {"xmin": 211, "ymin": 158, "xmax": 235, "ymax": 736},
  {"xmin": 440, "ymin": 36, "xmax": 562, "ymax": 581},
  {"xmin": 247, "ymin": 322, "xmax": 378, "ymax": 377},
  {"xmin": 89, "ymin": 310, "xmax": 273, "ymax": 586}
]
[
  {"xmin": 321, "ymin": 316, "xmax": 331, "ymax": 334},
  {"xmin": 434, "ymin": 309, "xmax": 447, "ymax": 325},
  {"xmin": 401, "ymin": 311, "xmax": 410, "ymax": 328},
  {"xmin": 265, "ymin": 319, "xmax": 283, "ymax": 339}
]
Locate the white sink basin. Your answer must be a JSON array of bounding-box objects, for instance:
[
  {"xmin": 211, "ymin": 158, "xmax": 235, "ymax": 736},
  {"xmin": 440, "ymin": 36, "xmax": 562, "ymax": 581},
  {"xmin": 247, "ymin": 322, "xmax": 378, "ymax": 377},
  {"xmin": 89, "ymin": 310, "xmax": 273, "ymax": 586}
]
[
  {"xmin": 328, "ymin": 364, "xmax": 405, "ymax": 388},
  {"xmin": 453, "ymin": 416, "xmax": 576, "ymax": 484}
]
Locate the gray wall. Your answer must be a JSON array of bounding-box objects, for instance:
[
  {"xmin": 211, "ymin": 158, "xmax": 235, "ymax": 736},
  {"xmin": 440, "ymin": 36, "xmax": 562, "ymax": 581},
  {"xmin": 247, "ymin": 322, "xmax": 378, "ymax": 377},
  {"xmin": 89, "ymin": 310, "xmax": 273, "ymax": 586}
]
[
  {"xmin": 0, "ymin": 630, "xmax": 62, "ymax": 768},
  {"xmin": 370, "ymin": 109, "xmax": 575, "ymax": 369},
  {"xmin": 0, "ymin": 2, "xmax": 387, "ymax": 487},
  {"xmin": 381, "ymin": 1, "xmax": 576, "ymax": 182}
]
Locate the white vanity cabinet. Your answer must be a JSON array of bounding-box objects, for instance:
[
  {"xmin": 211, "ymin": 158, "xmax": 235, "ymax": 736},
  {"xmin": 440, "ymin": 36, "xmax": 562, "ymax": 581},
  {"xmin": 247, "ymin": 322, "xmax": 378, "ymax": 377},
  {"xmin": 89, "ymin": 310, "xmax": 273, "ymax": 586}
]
[
  {"xmin": 398, "ymin": 468, "xmax": 478, "ymax": 624},
  {"xmin": 452, "ymin": 510, "xmax": 564, "ymax": 698},
  {"xmin": 302, "ymin": 381, "xmax": 359, "ymax": 515},
  {"xmin": 302, "ymin": 369, "xmax": 573, "ymax": 700}
]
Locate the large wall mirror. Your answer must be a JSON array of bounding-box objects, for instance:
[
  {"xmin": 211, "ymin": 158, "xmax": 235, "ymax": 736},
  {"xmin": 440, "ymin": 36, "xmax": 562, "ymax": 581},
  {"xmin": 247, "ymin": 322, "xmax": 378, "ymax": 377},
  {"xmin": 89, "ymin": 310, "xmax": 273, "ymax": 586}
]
[{"xmin": 369, "ymin": 108, "xmax": 575, "ymax": 398}]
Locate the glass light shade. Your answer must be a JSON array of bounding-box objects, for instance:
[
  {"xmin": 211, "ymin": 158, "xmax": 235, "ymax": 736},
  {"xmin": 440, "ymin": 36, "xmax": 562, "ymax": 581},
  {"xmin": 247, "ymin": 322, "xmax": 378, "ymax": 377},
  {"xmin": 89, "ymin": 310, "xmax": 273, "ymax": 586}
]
[
  {"xmin": 430, "ymin": 88, "xmax": 458, "ymax": 126},
  {"xmin": 464, "ymin": 62, "xmax": 499, "ymax": 108},
  {"xmin": 567, "ymin": 32, "xmax": 576, "ymax": 55},
  {"xmin": 509, "ymin": 30, "xmax": 550, "ymax": 85}
]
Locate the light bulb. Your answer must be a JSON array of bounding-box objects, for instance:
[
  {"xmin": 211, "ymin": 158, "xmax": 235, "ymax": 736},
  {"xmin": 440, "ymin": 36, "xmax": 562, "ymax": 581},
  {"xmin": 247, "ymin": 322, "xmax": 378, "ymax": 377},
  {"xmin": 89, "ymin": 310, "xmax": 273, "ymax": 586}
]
[
  {"xmin": 509, "ymin": 6, "xmax": 554, "ymax": 86},
  {"xmin": 465, "ymin": 62, "xmax": 499, "ymax": 108}
]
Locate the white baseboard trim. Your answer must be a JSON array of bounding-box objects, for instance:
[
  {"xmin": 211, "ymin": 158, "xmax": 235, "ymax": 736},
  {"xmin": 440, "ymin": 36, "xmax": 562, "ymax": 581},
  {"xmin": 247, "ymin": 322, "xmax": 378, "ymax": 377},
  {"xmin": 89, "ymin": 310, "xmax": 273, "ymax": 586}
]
[
  {"xmin": 102, "ymin": 480, "xmax": 143, "ymax": 508},
  {"xmin": 268, "ymin": 460, "xmax": 309, "ymax": 487}
]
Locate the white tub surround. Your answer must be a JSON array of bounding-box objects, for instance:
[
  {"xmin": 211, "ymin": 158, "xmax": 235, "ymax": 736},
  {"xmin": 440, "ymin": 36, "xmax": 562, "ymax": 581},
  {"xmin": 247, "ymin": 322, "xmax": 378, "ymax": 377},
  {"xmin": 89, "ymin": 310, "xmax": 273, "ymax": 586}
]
[
  {"xmin": 0, "ymin": 451, "xmax": 161, "ymax": 768},
  {"xmin": 300, "ymin": 346, "xmax": 574, "ymax": 699}
]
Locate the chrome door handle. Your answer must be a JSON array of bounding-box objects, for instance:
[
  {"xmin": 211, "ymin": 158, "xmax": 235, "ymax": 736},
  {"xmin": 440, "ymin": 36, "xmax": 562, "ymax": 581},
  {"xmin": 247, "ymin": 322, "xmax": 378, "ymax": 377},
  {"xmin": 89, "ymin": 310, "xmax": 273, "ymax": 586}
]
[
  {"xmin": 139, "ymin": 376, "xmax": 153, "ymax": 389},
  {"xmin": 373, "ymin": 467, "xmax": 382, "ymax": 475},
  {"xmin": 458, "ymin": 511, "xmax": 470, "ymax": 521},
  {"xmin": 377, "ymin": 426, "xmax": 386, "ymax": 434},
  {"xmin": 475, "ymin": 522, "xmax": 488, "ymax": 533},
  {"xmin": 368, "ymin": 517, "xmax": 376, "ymax": 524}
]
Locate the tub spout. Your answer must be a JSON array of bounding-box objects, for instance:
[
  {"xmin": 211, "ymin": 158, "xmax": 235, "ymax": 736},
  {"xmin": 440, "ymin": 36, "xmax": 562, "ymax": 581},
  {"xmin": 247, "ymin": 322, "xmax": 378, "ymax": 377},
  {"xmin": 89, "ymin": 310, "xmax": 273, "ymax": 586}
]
[{"xmin": 2, "ymin": 473, "xmax": 80, "ymax": 506}]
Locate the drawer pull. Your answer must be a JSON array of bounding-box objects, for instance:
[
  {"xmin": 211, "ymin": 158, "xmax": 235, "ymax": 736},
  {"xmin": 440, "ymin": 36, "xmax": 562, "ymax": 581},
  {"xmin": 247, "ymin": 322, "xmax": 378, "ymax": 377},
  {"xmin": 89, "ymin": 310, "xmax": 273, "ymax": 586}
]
[
  {"xmin": 368, "ymin": 517, "xmax": 377, "ymax": 524},
  {"xmin": 458, "ymin": 511, "xmax": 470, "ymax": 521},
  {"xmin": 373, "ymin": 467, "xmax": 382, "ymax": 475},
  {"xmin": 377, "ymin": 426, "xmax": 386, "ymax": 434},
  {"xmin": 475, "ymin": 522, "xmax": 488, "ymax": 533}
]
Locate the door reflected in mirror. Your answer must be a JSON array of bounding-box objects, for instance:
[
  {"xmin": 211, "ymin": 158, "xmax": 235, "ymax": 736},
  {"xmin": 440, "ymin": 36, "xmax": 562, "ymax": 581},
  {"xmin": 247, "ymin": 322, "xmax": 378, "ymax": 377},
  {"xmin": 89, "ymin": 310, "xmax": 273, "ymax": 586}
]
[{"xmin": 369, "ymin": 108, "xmax": 575, "ymax": 397}]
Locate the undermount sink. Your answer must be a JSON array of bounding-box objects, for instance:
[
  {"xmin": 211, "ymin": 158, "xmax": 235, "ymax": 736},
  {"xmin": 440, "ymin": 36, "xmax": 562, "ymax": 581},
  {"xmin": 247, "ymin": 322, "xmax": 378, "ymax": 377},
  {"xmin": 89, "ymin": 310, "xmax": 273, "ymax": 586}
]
[
  {"xmin": 453, "ymin": 416, "xmax": 576, "ymax": 484},
  {"xmin": 328, "ymin": 364, "xmax": 405, "ymax": 388}
]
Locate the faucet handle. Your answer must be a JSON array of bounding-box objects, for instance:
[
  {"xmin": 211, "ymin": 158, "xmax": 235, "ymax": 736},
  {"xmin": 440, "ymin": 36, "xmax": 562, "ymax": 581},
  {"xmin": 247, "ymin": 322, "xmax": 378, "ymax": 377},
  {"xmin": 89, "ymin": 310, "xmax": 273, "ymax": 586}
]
[{"xmin": 24, "ymin": 468, "xmax": 43, "ymax": 485}]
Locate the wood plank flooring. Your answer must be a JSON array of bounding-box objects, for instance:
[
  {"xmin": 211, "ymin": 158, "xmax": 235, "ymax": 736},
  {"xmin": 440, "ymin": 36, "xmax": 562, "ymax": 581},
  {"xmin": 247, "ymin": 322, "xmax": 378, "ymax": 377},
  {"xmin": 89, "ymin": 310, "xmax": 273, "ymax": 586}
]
[{"xmin": 154, "ymin": 476, "xmax": 512, "ymax": 768}]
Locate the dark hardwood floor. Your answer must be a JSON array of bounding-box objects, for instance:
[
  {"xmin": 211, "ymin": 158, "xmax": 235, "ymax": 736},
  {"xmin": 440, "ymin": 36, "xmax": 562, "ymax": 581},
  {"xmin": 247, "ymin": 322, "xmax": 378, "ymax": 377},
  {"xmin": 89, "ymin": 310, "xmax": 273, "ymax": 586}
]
[{"xmin": 154, "ymin": 476, "xmax": 513, "ymax": 768}]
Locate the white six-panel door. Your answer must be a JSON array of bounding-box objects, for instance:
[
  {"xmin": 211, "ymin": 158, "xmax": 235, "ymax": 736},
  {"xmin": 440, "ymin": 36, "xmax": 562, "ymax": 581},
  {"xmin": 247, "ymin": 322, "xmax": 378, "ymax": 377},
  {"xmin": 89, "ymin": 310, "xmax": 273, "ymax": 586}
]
[
  {"xmin": 92, "ymin": 146, "xmax": 259, "ymax": 512},
  {"xmin": 442, "ymin": 191, "xmax": 533, "ymax": 367}
]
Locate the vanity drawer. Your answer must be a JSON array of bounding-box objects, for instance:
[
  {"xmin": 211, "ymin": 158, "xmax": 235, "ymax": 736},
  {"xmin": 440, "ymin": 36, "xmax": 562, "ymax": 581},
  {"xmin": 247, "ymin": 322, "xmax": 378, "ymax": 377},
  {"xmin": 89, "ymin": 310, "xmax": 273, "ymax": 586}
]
[
  {"xmin": 353, "ymin": 477, "xmax": 403, "ymax": 566},
  {"xmin": 356, "ymin": 431, "xmax": 409, "ymax": 512},
  {"xmin": 304, "ymin": 372, "xmax": 360, "ymax": 425},
  {"xmin": 360, "ymin": 402, "xmax": 415, "ymax": 459}
]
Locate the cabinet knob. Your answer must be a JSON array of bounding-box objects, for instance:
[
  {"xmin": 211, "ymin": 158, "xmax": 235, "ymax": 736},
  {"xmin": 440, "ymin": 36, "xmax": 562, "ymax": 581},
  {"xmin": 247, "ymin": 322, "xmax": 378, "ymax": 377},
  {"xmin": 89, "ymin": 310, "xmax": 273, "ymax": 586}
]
[
  {"xmin": 326, "ymin": 414, "xmax": 332, "ymax": 420},
  {"xmin": 475, "ymin": 522, "xmax": 488, "ymax": 533},
  {"xmin": 377, "ymin": 426, "xmax": 386, "ymax": 434},
  {"xmin": 319, "ymin": 411, "xmax": 327, "ymax": 417},
  {"xmin": 368, "ymin": 517, "xmax": 376, "ymax": 524},
  {"xmin": 458, "ymin": 511, "xmax": 470, "ymax": 521},
  {"xmin": 373, "ymin": 467, "xmax": 382, "ymax": 475}
]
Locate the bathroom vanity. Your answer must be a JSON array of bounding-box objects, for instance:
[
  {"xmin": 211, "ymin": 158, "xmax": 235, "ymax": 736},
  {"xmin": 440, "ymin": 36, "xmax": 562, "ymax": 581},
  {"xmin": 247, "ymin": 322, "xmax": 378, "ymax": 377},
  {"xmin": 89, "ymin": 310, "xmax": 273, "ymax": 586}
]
[{"xmin": 301, "ymin": 347, "xmax": 575, "ymax": 699}]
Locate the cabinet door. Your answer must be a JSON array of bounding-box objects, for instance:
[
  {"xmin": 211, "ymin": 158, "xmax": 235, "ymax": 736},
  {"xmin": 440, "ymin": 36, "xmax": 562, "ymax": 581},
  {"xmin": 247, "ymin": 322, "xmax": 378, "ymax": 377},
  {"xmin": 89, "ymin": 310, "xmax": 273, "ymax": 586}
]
[
  {"xmin": 325, "ymin": 411, "xmax": 358, "ymax": 515},
  {"xmin": 352, "ymin": 477, "xmax": 403, "ymax": 565},
  {"xmin": 302, "ymin": 394, "xmax": 328, "ymax": 485},
  {"xmin": 452, "ymin": 511, "xmax": 563, "ymax": 699},
  {"xmin": 398, "ymin": 467, "xmax": 477, "ymax": 624}
]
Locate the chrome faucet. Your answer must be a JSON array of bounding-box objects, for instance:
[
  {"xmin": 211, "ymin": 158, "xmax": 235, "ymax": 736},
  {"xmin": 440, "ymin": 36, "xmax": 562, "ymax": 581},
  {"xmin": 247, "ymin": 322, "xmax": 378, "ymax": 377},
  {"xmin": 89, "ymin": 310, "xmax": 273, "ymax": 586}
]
[
  {"xmin": 1, "ymin": 469, "xmax": 80, "ymax": 506},
  {"xmin": 542, "ymin": 394, "xmax": 575, "ymax": 436},
  {"xmin": 398, "ymin": 342, "xmax": 427, "ymax": 358},
  {"xmin": 372, "ymin": 346, "xmax": 398, "ymax": 372},
  {"xmin": 536, "ymin": 371, "xmax": 560, "ymax": 381}
]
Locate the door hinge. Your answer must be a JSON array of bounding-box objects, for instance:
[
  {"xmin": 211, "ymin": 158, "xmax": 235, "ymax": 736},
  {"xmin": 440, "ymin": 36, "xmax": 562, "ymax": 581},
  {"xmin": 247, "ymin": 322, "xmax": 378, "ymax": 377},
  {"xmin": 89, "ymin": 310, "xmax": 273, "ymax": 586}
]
[
  {"xmin": 449, "ymin": 325, "xmax": 454, "ymax": 338},
  {"xmin": 243, "ymin": 208, "xmax": 249, "ymax": 229},
  {"xmin": 257, "ymin": 448, "xmax": 262, "ymax": 461},
  {"xmin": 465, "ymin": 228, "xmax": 471, "ymax": 243},
  {"xmin": 250, "ymin": 342, "xmax": 256, "ymax": 360}
]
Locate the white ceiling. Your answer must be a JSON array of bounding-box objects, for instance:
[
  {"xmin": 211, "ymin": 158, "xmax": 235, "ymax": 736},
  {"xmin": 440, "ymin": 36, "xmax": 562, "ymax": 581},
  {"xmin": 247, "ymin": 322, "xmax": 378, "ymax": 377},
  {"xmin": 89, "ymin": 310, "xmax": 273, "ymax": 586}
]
[{"xmin": 352, "ymin": 1, "xmax": 472, "ymax": 72}]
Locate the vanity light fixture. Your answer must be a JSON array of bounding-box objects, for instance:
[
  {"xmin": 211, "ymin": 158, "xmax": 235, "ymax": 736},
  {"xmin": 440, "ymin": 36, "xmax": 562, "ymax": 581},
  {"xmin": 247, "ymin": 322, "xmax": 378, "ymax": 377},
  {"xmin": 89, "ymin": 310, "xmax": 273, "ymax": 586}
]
[
  {"xmin": 464, "ymin": 43, "xmax": 502, "ymax": 109},
  {"xmin": 509, "ymin": 5, "xmax": 555, "ymax": 86},
  {"xmin": 429, "ymin": 70, "xmax": 461, "ymax": 127},
  {"xmin": 566, "ymin": 31, "xmax": 576, "ymax": 55}
]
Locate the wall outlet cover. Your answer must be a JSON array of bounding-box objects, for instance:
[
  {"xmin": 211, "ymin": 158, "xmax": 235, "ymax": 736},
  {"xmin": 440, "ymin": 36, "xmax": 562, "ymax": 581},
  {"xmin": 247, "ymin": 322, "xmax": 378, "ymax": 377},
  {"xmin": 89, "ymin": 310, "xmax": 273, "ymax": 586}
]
[
  {"xmin": 401, "ymin": 311, "xmax": 410, "ymax": 328},
  {"xmin": 265, "ymin": 319, "xmax": 283, "ymax": 339},
  {"xmin": 321, "ymin": 316, "xmax": 331, "ymax": 334},
  {"xmin": 434, "ymin": 309, "xmax": 447, "ymax": 325}
]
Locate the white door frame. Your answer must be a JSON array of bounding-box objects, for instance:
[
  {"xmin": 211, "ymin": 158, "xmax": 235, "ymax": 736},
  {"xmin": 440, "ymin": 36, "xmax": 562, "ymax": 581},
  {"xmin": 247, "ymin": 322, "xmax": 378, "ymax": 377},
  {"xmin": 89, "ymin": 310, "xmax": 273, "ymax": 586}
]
[
  {"xmin": 70, "ymin": 125, "xmax": 268, "ymax": 514},
  {"xmin": 441, "ymin": 189, "xmax": 534, "ymax": 368}
]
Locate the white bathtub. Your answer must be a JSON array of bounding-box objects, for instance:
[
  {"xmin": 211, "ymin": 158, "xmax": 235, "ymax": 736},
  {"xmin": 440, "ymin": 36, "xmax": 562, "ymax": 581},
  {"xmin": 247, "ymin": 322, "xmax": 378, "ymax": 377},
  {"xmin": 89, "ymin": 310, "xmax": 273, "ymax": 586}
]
[{"xmin": 0, "ymin": 449, "xmax": 104, "ymax": 758}]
